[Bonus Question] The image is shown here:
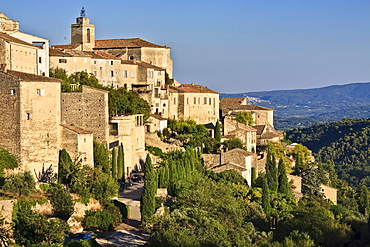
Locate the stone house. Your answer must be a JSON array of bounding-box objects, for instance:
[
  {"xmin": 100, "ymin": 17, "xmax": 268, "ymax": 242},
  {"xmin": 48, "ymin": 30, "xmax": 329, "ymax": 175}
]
[
  {"xmin": 220, "ymin": 97, "xmax": 274, "ymax": 127},
  {"xmin": 253, "ymin": 124, "xmax": 283, "ymax": 146},
  {"xmin": 0, "ymin": 13, "xmax": 49, "ymax": 76},
  {"xmin": 222, "ymin": 117, "xmax": 257, "ymax": 153},
  {"xmin": 168, "ymin": 83, "xmax": 219, "ymax": 125},
  {"xmin": 202, "ymin": 148, "xmax": 257, "ymax": 186},
  {"xmin": 0, "ymin": 70, "xmax": 61, "ymax": 176},
  {"xmin": 146, "ymin": 114, "xmax": 168, "ymax": 133}
]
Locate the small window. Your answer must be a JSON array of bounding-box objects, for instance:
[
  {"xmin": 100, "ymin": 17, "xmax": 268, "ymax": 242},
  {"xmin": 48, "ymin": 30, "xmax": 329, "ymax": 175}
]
[
  {"xmin": 174, "ymin": 98, "xmax": 177, "ymax": 105},
  {"xmin": 110, "ymin": 71, "xmax": 114, "ymax": 77},
  {"xmin": 36, "ymin": 89, "xmax": 44, "ymax": 96},
  {"xmin": 204, "ymin": 97, "xmax": 207, "ymax": 104},
  {"xmin": 129, "ymin": 56, "xmax": 134, "ymax": 60},
  {"xmin": 59, "ymin": 59, "xmax": 67, "ymax": 63},
  {"xmin": 187, "ymin": 98, "xmax": 189, "ymax": 104},
  {"xmin": 209, "ymin": 98, "xmax": 212, "ymax": 105},
  {"xmin": 94, "ymin": 61, "xmax": 97, "ymax": 64},
  {"xmin": 148, "ymin": 71, "xmax": 153, "ymax": 78},
  {"xmin": 84, "ymin": 69, "xmax": 88, "ymax": 72},
  {"xmin": 38, "ymin": 57, "xmax": 42, "ymax": 63},
  {"xmin": 109, "ymin": 61, "xmax": 114, "ymax": 65},
  {"xmin": 10, "ymin": 89, "xmax": 16, "ymax": 95},
  {"xmin": 100, "ymin": 67, "xmax": 103, "ymax": 71},
  {"xmin": 123, "ymin": 71, "xmax": 128, "ymax": 78},
  {"xmin": 26, "ymin": 113, "xmax": 30, "ymax": 120},
  {"xmin": 131, "ymin": 71, "xmax": 135, "ymax": 78},
  {"xmin": 194, "ymin": 97, "xmax": 196, "ymax": 104},
  {"xmin": 93, "ymin": 71, "xmax": 97, "ymax": 76}
]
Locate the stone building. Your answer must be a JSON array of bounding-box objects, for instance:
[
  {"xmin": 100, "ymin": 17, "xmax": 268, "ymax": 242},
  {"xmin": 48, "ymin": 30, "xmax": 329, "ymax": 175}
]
[
  {"xmin": 220, "ymin": 97, "xmax": 274, "ymax": 126},
  {"xmin": 222, "ymin": 117, "xmax": 257, "ymax": 153},
  {"xmin": 168, "ymin": 83, "xmax": 219, "ymax": 124},
  {"xmin": 0, "ymin": 70, "xmax": 61, "ymax": 175},
  {"xmin": 0, "ymin": 13, "xmax": 49, "ymax": 76},
  {"xmin": 202, "ymin": 148, "xmax": 257, "ymax": 186}
]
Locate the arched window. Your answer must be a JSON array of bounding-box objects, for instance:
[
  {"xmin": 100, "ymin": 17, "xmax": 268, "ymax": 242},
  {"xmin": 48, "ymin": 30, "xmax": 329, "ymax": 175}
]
[{"xmin": 87, "ymin": 29, "xmax": 91, "ymax": 43}]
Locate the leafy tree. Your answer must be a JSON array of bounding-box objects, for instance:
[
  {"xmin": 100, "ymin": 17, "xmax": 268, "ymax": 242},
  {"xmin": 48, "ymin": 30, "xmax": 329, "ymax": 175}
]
[
  {"xmin": 235, "ymin": 112, "xmax": 254, "ymax": 126},
  {"xmin": 111, "ymin": 148, "xmax": 117, "ymax": 180},
  {"xmin": 3, "ymin": 171, "xmax": 35, "ymax": 197},
  {"xmin": 358, "ymin": 183, "xmax": 370, "ymax": 216},
  {"xmin": 13, "ymin": 200, "xmax": 68, "ymax": 246},
  {"xmin": 83, "ymin": 209, "xmax": 115, "ymax": 232},
  {"xmin": 93, "ymin": 141, "xmax": 110, "ymax": 174},
  {"xmin": 141, "ymin": 155, "xmax": 157, "ymax": 222},
  {"xmin": 0, "ymin": 147, "xmax": 18, "ymax": 181},
  {"xmin": 58, "ymin": 149, "xmax": 79, "ymax": 185},
  {"xmin": 222, "ymin": 137, "xmax": 245, "ymax": 151},
  {"xmin": 48, "ymin": 183, "xmax": 75, "ymax": 220}
]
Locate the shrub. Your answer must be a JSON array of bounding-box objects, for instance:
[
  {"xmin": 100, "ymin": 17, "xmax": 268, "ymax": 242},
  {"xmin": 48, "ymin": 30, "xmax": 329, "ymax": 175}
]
[{"xmin": 83, "ymin": 209, "xmax": 114, "ymax": 232}]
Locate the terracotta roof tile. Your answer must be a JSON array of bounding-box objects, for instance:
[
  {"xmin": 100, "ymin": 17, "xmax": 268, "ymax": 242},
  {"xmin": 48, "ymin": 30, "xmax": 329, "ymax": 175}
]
[
  {"xmin": 49, "ymin": 48, "xmax": 73, "ymax": 57},
  {"xmin": 94, "ymin": 38, "xmax": 170, "ymax": 49},
  {"xmin": 220, "ymin": 97, "xmax": 246, "ymax": 108},
  {"xmin": 0, "ymin": 32, "xmax": 39, "ymax": 48},
  {"xmin": 5, "ymin": 70, "xmax": 61, "ymax": 83},
  {"xmin": 52, "ymin": 44, "xmax": 81, "ymax": 50},
  {"xmin": 226, "ymin": 148, "xmax": 255, "ymax": 157},
  {"xmin": 61, "ymin": 124, "xmax": 93, "ymax": 134},
  {"xmin": 210, "ymin": 163, "xmax": 247, "ymax": 174},
  {"xmin": 169, "ymin": 84, "xmax": 219, "ymax": 94}
]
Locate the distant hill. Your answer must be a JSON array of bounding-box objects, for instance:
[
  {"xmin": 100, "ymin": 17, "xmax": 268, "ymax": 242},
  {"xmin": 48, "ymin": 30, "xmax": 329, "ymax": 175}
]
[
  {"xmin": 221, "ymin": 82, "xmax": 370, "ymax": 130},
  {"xmin": 286, "ymin": 118, "xmax": 370, "ymax": 187}
]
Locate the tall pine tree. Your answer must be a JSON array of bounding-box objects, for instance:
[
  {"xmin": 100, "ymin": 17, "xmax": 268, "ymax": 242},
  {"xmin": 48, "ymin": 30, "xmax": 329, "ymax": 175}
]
[
  {"xmin": 266, "ymin": 152, "xmax": 278, "ymax": 192},
  {"xmin": 262, "ymin": 177, "xmax": 271, "ymax": 217},
  {"xmin": 117, "ymin": 144, "xmax": 125, "ymax": 182},
  {"xmin": 215, "ymin": 120, "xmax": 221, "ymax": 142}
]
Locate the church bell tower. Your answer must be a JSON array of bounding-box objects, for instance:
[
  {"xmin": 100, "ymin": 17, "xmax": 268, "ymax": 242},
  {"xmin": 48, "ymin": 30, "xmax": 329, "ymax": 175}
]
[{"xmin": 71, "ymin": 7, "xmax": 95, "ymax": 51}]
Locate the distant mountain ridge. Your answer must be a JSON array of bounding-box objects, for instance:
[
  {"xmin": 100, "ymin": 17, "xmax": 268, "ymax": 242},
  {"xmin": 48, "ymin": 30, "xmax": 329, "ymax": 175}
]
[{"xmin": 221, "ymin": 82, "xmax": 370, "ymax": 130}]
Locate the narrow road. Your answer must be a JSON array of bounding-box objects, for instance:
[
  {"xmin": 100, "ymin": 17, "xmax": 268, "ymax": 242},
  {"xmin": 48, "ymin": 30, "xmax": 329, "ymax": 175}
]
[{"xmin": 96, "ymin": 181, "xmax": 149, "ymax": 246}]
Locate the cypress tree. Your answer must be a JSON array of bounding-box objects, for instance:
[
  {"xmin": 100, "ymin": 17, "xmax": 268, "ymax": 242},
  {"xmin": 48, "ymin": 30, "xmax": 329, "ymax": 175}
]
[
  {"xmin": 278, "ymin": 159, "xmax": 289, "ymax": 195},
  {"xmin": 251, "ymin": 167, "xmax": 256, "ymax": 187},
  {"xmin": 215, "ymin": 120, "xmax": 221, "ymax": 142},
  {"xmin": 117, "ymin": 144, "xmax": 125, "ymax": 182},
  {"xmin": 111, "ymin": 148, "xmax": 117, "ymax": 180},
  {"xmin": 359, "ymin": 183, "xmax": 370, "ymax": 216},
  {"xmin": 266, "ymin": 153, "xmax": 278, "ymax": 192},
  {"xmin": 141, "ymin": 154, "xmax": 157, "ymax": 222},
  {"xmin": 262, "ymin": 177, "xmax": 271, "ymax": 217},
  {"xmin": 58, "ymin": 149, "xmax": 73, "ymax": 185}
]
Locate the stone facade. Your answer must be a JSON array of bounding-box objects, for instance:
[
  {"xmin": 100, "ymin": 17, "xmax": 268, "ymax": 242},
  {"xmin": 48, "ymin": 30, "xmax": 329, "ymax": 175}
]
[
  {"xmin": 0, "ymin": 13, "xmax": 49, "ymax": 76},
  {"xmin": 169, "ymin": 84, "xmax": 219, "ymax": 124},
  {"xmin": 0, "ymin": 70, "xmax": 61, "ymax": 176},
  {"xmin": 146, "ymin": 114, "xmax": 168, "ymax": 133},
  {"xmin": 61, "ymin": 86, "xmax": 110, "ymax": 143},
  {"xmin": 109, "ymin": 114, "xmax": 146, "ymax": 174},
  {"xmin": 60, "ymin": 124, "xmax": 94, "ymax": 166},
  {"xmin": 222, "ymin": 117, "xmax": 257, "ymax": 152},
  {"xmin": 320, "ymin": 184, "xmax": 337, "ymax": 205}
]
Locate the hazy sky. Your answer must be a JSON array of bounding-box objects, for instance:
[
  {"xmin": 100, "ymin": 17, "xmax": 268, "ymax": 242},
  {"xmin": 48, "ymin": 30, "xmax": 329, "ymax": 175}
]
[{"xmin": 3, "ymin": 0, "xmax": 370, "ymax": 93}]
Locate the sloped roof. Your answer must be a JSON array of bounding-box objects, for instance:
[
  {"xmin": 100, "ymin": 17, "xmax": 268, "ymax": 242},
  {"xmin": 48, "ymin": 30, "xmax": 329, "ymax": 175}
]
[
  {"xmin": 61, "ymin": 124, "xmax": 93, "ymax": 134},
  {"xmin": 150, "ymin": 114, "xmax": 167, "ymax": 121},
  {"xmin": 220, "ymin": 97, "xmax": 246, "ymax": 108},
  {"xmin": 137, "ymin": 61, "xmax": 165, "ymax": 71},
  {"xmin": 5, "ymin": 70, "xmax": 61, "ymax": 83},
  {"xmin": 52, "ymin": 44, "xmax": 81, "ymax": 50},
  {"xmin": 169, "ymin": 84, "xmax": 219, "ymax": 94},
  {"xmin": 49, "ymin": 48, "xmax": 73, "ymax": 57},
  {"xmin": 210, "ymin": 162, "xmax": 247, "ymax": 174},
  {"xmin": 94, "ymin": 38, "xmax": 170, "ymax": 49},
  {"xmin": 236, "ymin": 105, "xmax": 273, "ymax": 111},
  {"xmin": 0, "ymin": 32, "xmax": 38, "ymax": 48},
  {"xmin": 253, "ymin": 125, "xmax": 266, "ymax": 135},
  {"xmin": 226, "ymin": 148, "xmax": 255, "ymax": 157}
]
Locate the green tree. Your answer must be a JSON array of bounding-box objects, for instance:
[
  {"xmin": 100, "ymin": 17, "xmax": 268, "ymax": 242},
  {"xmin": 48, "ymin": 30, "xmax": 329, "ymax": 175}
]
[
  {"xmin": 141, "ymin": 154, "xmax": 157, "ymax": 222},
  {"xmin": 117, "ymin": 144, "xmax": 125, "ymax": 181},
  {"xmin": 48, "ymin": 183, "xmax": 75, "ymax": 220},
  {"xmin": 215, "ymin": 120, "xmax": 221, "ymax": 142},
  {"xmin": 235, "ymin": 112, "xmax": 254, "ymax": 126},
  {"xmin": 93, "ymin": 141, "xmax": 110, "ymax": 174},
  {"xmin": 3, "ymin": 171, "xmax": 35, "ymax": 197},
  {"xmin": 111, "ymin": 148, "xmax": 117, "ymax": 180},
  {"xmin": 223, "ymin": 137, "xmax": 245, "ymax": 151},
  {"xmin": 358, "ymin": 183, "xmax": 370, "ymax": 216},
  {"xmin": 0, "ymin": 147, "xmax": 18, "ymax": 180},
  {"xmin": 83, "ymin": 209, "xmax": 115, "ymax": 232},
  {"xmin": 58, "ymin": 149, "xmax": 79, "ymax": 185},
  {"xmin": 262, "ymin": 177, "xmax": 271, "ymax": 217},
  {"xmin": 266, "ymin": 152, "xmax": 278, "ymax": 192},
  {"xmin": 278, "ymin": 159, "xmax": 290, "ymax": 195},
  {"xmin": 13, "ymin": 200, "xmax": 68, "ymax": 246}
]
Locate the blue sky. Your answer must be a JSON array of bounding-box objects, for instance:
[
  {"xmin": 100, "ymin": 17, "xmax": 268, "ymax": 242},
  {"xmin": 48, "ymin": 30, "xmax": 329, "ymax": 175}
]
[{"xmin": 3, "ymin": 0, "xmax": 370, "ymax": 93}]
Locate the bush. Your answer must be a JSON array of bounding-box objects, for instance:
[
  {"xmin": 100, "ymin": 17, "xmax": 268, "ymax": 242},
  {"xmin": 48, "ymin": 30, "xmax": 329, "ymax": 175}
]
[
  {"xmin": 3, "ymin": 171, "xmax": 35, "ymax": 197},
  {"xmin": 113, "ymin": 199, "xmax": 130, "ymax": 219},
  {"xmin": 83, "ymin": 209, "xmax": 114, "ymax": 232},
  {"xmin": 48, "ymin": 183, "xmax": 75, "ymax": 220}
]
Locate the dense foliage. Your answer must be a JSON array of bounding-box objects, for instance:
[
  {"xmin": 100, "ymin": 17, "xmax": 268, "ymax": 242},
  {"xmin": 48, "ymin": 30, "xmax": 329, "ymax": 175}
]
[
  {"xmin": 3, "ymin": 171, "xmax": 35, "ymax": 197},
  {"xmin": 286, "ymin": 118, "xmax": 370, "ymax": 187},
  {"xmin": 141, "ymin": 155, "xmax": 157, "ymax": 222},
  {"xmin": 235, "ymin": 112, "xmax": 255, "ymax": 126}
]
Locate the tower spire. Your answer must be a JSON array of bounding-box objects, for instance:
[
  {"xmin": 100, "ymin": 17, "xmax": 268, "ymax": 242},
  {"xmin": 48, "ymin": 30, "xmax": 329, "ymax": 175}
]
[{"xmin": 80, "ymin": 7, "xmax": 86, "ymax": 17}]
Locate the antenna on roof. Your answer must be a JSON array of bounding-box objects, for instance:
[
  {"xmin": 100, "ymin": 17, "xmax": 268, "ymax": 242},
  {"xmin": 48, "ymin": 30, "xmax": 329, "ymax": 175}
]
[{"xmin": 80, "ymin": 7, "xmax": 86, "ymax": 17}]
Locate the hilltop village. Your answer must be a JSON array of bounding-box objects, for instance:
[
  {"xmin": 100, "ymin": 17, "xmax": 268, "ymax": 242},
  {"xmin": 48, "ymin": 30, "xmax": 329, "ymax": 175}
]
[
  {"xmin": 0, "ymin": 10, "xmax": 342, "ymax": 244},
  {"xmin": 0, "ymin": 10, "xmax": 339, "ymax": 199}
]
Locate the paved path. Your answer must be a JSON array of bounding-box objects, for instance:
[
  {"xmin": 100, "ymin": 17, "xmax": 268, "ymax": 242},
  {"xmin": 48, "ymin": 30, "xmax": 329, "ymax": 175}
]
[{"xmin": 96, "ymin": 182, "xmax": 148, "ymax": 246}]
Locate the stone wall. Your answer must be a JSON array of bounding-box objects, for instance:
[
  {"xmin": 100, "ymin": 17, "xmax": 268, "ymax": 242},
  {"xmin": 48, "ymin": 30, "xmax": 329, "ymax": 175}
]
[
  {"xmin": 0, "ymin": 199, "xmax": 16, "ymax": 225},
  {"xmin": 61, "ymin": 86, "xmax": 110, "ymax": 144}
]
